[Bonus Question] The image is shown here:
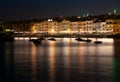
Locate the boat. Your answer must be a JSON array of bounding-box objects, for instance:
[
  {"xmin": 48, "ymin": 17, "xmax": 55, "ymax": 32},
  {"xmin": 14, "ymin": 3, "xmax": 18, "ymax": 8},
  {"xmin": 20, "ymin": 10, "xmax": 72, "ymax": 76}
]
[
  {"xmin": 48, "ymin": 37, "xmax": 56, "ymax": 41},
  {"xmin": 85, "ymin": 38, "xmax": 92, "ymax": 42},
  {"xmin": 29, "ymin": 39, "xmax": 34, "ymax": 41},
  {"xmin": 94, "ymin": 38, "xmax": 102, "ymax": 44},
  {"xmin": 32, "ymin": 37, "xmax": 45, "ymax": 44},
  {"xmin": 75, "ymin": 37, "xmax": 85, "ymax": 41},
  {"xmin": 94, "ymin": 41, "xmax": 102, "ymax": 44}
]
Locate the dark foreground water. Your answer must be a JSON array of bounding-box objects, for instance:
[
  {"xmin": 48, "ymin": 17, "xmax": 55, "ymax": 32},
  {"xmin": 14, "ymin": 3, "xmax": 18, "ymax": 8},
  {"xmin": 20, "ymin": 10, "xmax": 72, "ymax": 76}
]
[{"xmin": 0, "ymin": 38, "xmax": 120, "ymax": 82}]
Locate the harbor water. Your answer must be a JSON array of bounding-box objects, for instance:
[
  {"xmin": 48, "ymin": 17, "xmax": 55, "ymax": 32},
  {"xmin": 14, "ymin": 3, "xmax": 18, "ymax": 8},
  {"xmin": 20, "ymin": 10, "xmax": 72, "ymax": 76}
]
[{"xmin": 0, "ymin": 38, "xmax": 120, "ymax": 82}]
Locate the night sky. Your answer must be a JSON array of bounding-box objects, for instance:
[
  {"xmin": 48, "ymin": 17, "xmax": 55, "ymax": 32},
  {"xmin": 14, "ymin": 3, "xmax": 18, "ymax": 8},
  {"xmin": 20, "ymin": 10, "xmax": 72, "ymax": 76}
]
[{"xmin": 0, "ymin": 0, "xmax": 120, "ymax": 21}]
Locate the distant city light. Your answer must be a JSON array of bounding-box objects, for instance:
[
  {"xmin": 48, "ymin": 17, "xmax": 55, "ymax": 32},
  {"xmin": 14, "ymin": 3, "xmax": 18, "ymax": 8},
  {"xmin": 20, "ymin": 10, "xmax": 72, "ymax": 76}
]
[
  {"xmin": 77, "ymin": 16, "xmax": 81, "ymax": 18},
  {"xmin": 87, "ymin": 13, "xmax": 89, "ymax": 17},
  {"xmin": 108, "ymin": 12, "xmax": 111, "ymax": 15},
  {"xmin": 83, "ymin": 14, "xmax": 86, "ymax": 17},
  {"xmin": 5, "ymin": 29, "xmax": 11, "ymax": 32},
  {"xmin": 114, "ymin": 9, "xmax": 117, "ymax": 14},
  {"xmin": 48, "ymin": 19, "xmax": 53, "ymax": 22}
]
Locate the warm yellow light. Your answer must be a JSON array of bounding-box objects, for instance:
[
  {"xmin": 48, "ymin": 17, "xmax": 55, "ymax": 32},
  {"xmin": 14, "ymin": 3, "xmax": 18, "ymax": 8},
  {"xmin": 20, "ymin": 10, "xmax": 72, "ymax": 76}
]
[
  {"xmin": 33, "ymin": 30, "xmax": 36, "ymax": 33},
  {"xmin": 51, "ymin": 28, "xmax": 55, "ymax": 34},
  {"xmin": 32, "ymin": 26, "xmax": 37, "ymax": 33},
  {"xmin": 80, "ymin": 29, "xmax": 83, "ymax": 33},
  {"xmin": 48, "ymin": 19, "xmax": 53, "ymax": 22},
  {"xmin": 67, "ymin": 28, "xmax": 71, "ymax": 33}
]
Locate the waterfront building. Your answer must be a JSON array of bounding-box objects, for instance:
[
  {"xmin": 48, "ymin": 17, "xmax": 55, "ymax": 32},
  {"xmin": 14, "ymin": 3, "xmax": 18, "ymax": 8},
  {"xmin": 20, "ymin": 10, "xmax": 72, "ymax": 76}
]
[
  {"xmin": 93, "ymin": 21, "xmax": 106, "ymax": 34},
  {"xmin": 78, "ymin": 21, "xmax": 87, "ymax": 34},
  {"xmin": 33, "ymin": 19, "xmax": 61, "ymax": 34},
  {"xmin": 32, "ymin": 23, "xmax": 42, "ymax": 33},
  {"xmin": 32, "ymin": 18, "xmax": 120, "ymax": 35},
  {"xmin": 70, "ymin": 22, "xmax": 78, "ymax": 34},
  {"xmin": 86, "ymin": 20, "xmax": 93, "ymax": 34},
  {"xmin": 77, "ymin": 20, "xmax": 93, "ymax": 34},
  {"xmin": 60, "ymin": 19, "xmax": 70, "ymax": 34},
  {"xmin": 106, "ymin": 19, "xmax": 120, "ymax": 34},
  {"xmin": 106, "ymin": 20, "xmax": 114, "ymax": 34}
]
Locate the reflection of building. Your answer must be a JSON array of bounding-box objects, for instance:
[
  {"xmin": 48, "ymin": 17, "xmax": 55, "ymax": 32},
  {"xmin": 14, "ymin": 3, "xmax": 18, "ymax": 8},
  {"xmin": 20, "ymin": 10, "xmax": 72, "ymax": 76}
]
[{"xmin": 114, "ymin": 39, "xmax": 120, "ymax": 57}]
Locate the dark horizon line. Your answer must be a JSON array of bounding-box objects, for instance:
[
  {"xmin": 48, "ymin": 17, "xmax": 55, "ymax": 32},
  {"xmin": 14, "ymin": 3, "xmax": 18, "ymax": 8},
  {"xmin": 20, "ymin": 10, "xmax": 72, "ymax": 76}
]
[{"xmin": 0, "ymin": 13, "xmax": 120, "ymax": 22}]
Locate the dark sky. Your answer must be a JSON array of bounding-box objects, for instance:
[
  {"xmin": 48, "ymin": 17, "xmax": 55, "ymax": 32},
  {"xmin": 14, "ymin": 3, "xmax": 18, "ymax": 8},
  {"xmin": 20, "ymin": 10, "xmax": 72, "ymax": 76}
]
[{"xmin": 0, "ymin": 0, "xmax": 120, "ymax": 21}]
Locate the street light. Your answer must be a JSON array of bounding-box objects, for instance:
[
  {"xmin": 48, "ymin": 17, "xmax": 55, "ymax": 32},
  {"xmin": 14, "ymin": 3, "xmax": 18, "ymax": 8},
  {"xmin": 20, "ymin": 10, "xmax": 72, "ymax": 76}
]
[
  {"xmin": 32, "ymin": 26, "xmax": 36, "ymax": 33},
  {"xmin": 67, "ymin": 28, "xmax": 71, "ymax": 34},
  {"xmin": 51, "ymin": 28, "xmax": 55, "ymax": 34}
]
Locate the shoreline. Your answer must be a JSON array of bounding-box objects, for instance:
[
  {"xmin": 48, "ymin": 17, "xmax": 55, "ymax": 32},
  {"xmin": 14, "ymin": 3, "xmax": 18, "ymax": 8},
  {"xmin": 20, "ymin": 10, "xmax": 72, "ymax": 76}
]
[
  {"xmin": 40, "ymin": 34, "xmax": 120, "ymax": 38},
  {"xmin": 14, "ymin": 34, "xmax": 120, "ymax": 38}
]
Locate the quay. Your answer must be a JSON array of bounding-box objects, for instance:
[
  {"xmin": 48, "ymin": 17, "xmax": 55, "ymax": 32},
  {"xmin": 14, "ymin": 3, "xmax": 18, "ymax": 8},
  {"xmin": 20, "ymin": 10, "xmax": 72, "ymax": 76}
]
[{"xmin": 13, "ymin": 32, "xmax": 120, "ymax": 38}]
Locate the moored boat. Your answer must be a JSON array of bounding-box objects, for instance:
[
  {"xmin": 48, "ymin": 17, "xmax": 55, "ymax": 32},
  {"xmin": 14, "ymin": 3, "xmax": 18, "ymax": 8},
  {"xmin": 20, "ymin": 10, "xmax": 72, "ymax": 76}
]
[
  {"xmin": 32, "ymin": 36, "xmax": 46, "ymax": 44},
  {"xmin": 75, "ymin": 37, "xmax": 85, "ymax": 41},
  {"xmin": 94, "ymin": 41, "xmax": 102, "ymax": 44},
  {"xmin": 94, "ymin": 38, "xmax": 102, "ymax": 44},
  {"xmin": 85, "ymin": 38, "xmax": 92, "ymax": 42},
  {"xmin": 48, "ymin": 37, "xmax": 56, "ymax": 41}
]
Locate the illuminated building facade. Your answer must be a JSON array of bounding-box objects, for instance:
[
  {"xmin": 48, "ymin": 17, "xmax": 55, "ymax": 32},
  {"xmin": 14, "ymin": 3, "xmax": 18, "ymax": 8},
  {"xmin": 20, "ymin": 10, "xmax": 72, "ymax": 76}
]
[
  {"xmin": 60, "ymin": 19, "xmax": 70, "ymax": 34},
  {"xmin": 93, "ymin": 21, "xmax": 106, "ymax": 34},
  {"xmin": 106, "ymin": 19, "xmax": 120, "ymax": 34},
  {"xmin": 32, "ymin": 19, "xmax": 120, "ymax": 35}
]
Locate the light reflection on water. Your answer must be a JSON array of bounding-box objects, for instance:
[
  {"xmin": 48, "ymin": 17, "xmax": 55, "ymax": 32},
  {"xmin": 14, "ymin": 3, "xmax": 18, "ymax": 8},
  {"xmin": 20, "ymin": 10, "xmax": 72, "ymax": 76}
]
[
  {"xmin": 0, "ymin": 38, "xmax": 120, "ymax": 82},
  {"xmin": 48, "ymin": 41, "xmax": 56, "ymax": 82},
  {"xmin": 31, "ymin": 43, "xmax": 37, "ymax": 82}
]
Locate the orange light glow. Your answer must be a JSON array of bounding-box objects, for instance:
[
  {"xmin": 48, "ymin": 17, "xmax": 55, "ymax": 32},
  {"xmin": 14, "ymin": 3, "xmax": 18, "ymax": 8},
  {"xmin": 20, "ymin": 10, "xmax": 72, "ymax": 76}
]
[
  {"xmin": 67, "ymin": 28, "xmax": 71, "ymax": 33},
  {"xmin": 51, "ymin": 28, "xmax": 55, "ymax": 34},
  {"xmin": 32, "ymin": 26, "xmax": 36, "ymax": 33}
]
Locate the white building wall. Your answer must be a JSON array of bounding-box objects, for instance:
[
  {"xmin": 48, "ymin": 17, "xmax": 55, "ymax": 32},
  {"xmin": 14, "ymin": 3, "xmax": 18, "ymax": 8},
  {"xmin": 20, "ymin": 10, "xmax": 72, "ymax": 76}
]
[{"xmin": 93, "ymin": 22, "xmax": 106, "ymax": 34}]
